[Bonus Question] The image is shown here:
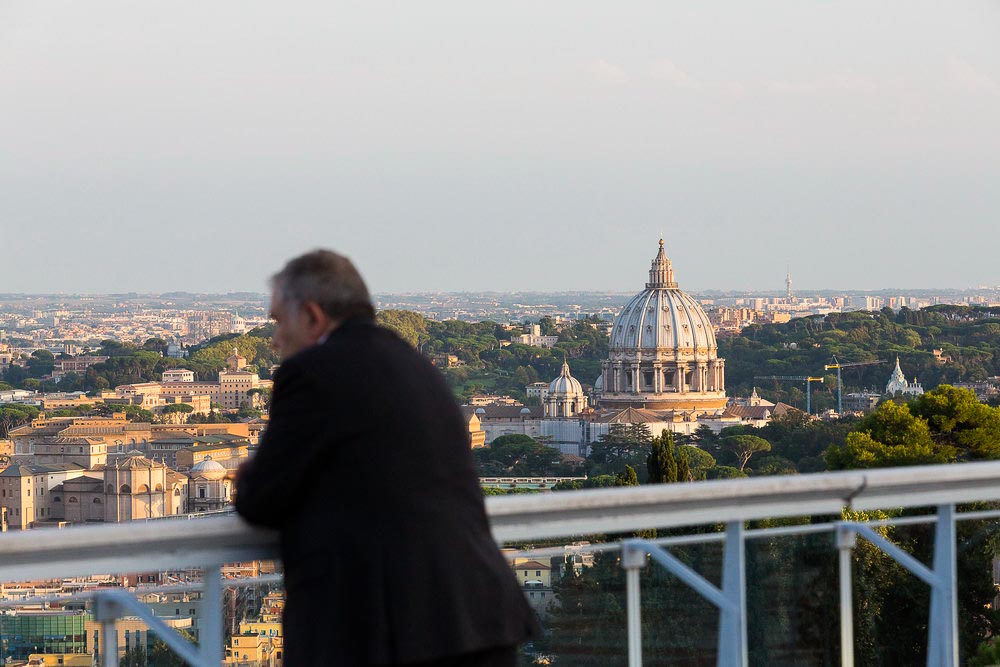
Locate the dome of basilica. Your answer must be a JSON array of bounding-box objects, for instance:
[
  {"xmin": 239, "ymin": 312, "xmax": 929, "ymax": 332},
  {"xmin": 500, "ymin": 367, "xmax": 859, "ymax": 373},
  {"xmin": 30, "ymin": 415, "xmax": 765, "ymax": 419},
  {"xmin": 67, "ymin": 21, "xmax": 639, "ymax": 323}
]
[
  {"xmin": 610, "ymin": 288, "xmax": 716, "ymax": 352},
  {"xmin": 596, "ymin": 239, "xmax": 727, "ymax": 413}
]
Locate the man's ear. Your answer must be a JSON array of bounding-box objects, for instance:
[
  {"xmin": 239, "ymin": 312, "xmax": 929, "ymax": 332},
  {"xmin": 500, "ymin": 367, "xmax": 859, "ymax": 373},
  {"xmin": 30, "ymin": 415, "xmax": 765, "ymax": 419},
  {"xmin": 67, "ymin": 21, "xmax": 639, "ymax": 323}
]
[{"xmin": 303, "ymin": 302, "xmax": 329, "ymax": 333}]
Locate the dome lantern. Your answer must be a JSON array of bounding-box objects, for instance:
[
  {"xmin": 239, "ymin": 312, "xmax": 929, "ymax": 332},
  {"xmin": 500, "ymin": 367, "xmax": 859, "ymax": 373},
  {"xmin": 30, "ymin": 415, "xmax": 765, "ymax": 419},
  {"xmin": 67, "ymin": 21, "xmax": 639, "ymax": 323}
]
[{"xmin": 646, "ymin": 238, "xmax": 678, "ymax": 289}]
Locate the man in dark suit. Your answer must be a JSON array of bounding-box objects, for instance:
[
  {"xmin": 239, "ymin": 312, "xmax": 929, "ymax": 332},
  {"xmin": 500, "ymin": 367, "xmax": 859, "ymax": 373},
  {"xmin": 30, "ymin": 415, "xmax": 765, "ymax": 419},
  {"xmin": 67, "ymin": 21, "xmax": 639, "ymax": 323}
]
[{"xmin": 235, "ymin": 250, "xmax": 538, "ymax": 666}]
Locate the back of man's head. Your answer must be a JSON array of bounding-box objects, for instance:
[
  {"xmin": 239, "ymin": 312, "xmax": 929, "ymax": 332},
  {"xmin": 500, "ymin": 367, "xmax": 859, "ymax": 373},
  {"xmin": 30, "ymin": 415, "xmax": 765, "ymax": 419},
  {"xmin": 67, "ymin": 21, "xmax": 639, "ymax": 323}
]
[{"xmin": 271, "ymin": 249, "xmax": 375, "ymax": 321}]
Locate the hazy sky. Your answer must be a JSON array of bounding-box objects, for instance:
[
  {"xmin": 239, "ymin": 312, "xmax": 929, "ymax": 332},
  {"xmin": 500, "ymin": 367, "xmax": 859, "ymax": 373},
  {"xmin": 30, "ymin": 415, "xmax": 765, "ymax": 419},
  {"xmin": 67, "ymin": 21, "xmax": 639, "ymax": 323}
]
[{"xmin": 2, "ymin": 1, "xmax": 999, "ymax": 294}]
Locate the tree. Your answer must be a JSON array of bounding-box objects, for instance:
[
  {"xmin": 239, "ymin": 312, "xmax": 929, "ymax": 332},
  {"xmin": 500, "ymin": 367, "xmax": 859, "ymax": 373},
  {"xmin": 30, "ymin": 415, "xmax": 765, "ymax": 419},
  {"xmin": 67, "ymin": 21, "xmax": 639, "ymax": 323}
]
[
  {"xmin": 587, "ymin": 424, "xmax": 654, "ymax": 480},
  {"xmin": 909, "ymin": 384, "xmax": 1000, "ymax": 459},
  {"xmin": 707, "ymin": 465, "xmax": 747, "ymax": 479},
  {"xmin": 0, "ymin": 405, "xmax": 40, "ymax": 438},
  {"xmin": 615, "ymin": 465, "xmax": 639, "ymax": 487},
  {"xmin": 27, "ymin": 349, "xmax": 55, "ymax": 378},
  {"xmin": 682, "ymin": 446, "xmax": 717, "ymax": 480},
  {"xmin": 676, "ymin": 445, "xmax": 690, "ymax": 482},
  {"xmin": 377, "ymin": 309, "xmax": 430, "ymax": 348},
  {"xmin": 722, "ymin": 434, "xmax": 772, "ymax": 471},
  {"xmin": 646, "ymin": 430, "xmax": 678, "ymax": 484},
  {"xmin": 825, "ymin": 400, "xmax": 948, "ymax": 469},
  {"xmin": 472, "ymin": 435, "xmax": 578, "ymax": 477}
]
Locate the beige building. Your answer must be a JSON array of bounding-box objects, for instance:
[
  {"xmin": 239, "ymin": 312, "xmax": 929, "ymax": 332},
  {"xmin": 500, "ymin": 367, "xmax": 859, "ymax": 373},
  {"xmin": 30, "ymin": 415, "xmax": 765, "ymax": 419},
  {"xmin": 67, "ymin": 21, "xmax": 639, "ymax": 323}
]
[
  {"xmin": 162, "ymin": 369, "xmax": 196, "ymax": 383},
  {"xmin": 512, "ymin": 557, "xmax": 554, "ymax": 619},
  {"xmin": 175, "ymin": 437, "xmax": 250, "ymax": 472},
  {"xmin": 458, "ymin": 408, "xmax": 487, "ymax": 448},
  {"xmin": 50, "ymin": 355, "xmax": 109, "ymax": 380},
  {"xmin": 225, "ymin": 590, "xmax": 285, "ymax": 665},
  {"xmin": 10, "ymin": 414, "xmax": 252, "ymax": 460},
  {"xmin": 1, "ymin": 465, "xmax": 51, "ymax": 530},
  {"xmin": 0, "ymin": 342, "xmax": 13, "ymax": 370},
  {"xmin": 33, "ymin": 436, "xmax": 109, "ymax": 468},
  {"xmin": 0, "ymin": 463, "xmax": 87, "ymax": 530},
  {"xmin": 49, "ymin": 452, "xmax": 184, "ymax": 523},
  {"xmin": 187, "ymin": 457, "xmax": 232, "ymax": 512},
  {"xmin": 115, "ymin": 350, "xmax": 271, "ymax": 413}
]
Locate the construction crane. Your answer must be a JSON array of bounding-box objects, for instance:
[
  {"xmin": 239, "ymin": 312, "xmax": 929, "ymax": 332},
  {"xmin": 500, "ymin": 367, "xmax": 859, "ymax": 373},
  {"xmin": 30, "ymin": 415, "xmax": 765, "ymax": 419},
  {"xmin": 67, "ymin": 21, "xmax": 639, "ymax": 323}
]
[
  {"xmin": 754, "ymin": 375, "xmax": 825, "ymax": 415},
  {"xmin": 824, "ymin": 357, "xmax": 886, "ymax": 414}
]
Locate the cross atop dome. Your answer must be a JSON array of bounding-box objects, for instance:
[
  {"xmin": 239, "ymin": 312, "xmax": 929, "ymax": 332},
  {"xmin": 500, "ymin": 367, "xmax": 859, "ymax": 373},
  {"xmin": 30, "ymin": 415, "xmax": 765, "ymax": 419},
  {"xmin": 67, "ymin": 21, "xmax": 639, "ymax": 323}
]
[{"xmin": 647, "ymin": 238, "xmax": 678, "ymax": 289}]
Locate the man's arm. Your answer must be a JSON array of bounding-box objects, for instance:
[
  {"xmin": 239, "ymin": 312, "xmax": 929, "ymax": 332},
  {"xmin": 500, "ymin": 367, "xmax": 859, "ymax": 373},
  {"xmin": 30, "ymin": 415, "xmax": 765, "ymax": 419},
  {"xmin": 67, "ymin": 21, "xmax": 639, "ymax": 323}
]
[{"xmin": 234, "ymin": 359, "xmax": 338, "ymax": 528}]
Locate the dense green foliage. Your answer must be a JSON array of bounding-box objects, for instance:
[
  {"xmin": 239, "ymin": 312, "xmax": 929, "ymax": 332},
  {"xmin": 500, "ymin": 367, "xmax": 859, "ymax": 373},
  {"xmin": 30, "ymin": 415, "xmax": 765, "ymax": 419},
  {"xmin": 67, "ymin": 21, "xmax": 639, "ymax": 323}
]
[
  {"xmin": 472, "ymin": 434, "xmax": 582, "ymax": 477},
  {"xmin": 826, "ymin": 385, "xmax": 1000, "ymax": 469},
  {"xmin": 722, "ymin": 305, "xmax": 1000, "ymax": 411},
  {"xmin": 377, "ymin": 312, "xmax": 608, "ymax": 402},
  {"xmin": 1, "ymin": 327, "xmax": 278, "ymax": 394}
]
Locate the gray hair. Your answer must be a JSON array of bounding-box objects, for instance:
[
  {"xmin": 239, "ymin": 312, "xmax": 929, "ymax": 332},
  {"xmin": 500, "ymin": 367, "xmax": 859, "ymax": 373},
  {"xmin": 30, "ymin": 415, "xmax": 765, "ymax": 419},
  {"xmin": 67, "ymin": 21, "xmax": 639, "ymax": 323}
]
[{"xmin": 271, "ymin": 249, "xmax": 375, "ymax": 320}]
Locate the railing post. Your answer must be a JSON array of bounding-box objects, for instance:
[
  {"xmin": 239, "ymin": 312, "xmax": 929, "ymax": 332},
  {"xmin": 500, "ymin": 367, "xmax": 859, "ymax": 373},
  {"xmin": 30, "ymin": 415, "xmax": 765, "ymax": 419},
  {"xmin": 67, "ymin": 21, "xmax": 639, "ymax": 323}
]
[
  {"xmin": 927, "ymin": 504, "xmax": 958, "ymax": 667},
  {"xmin": 94, "ymin": 593, "xmax": 122, "ymax": 667},
  {"xmin": 200, "ymin": 564, "xmax": 225, "ymax": 665},
  {"xmin": 622, "ymin": 539, "xmax": 647, "ymax": 667},
  {"xmin": 717, "ymin": 521, "xmax": 747, "ymax": 667},
  {"xmin": 836, "ymin": 524, "xmax": 856, "ymax": 667}
]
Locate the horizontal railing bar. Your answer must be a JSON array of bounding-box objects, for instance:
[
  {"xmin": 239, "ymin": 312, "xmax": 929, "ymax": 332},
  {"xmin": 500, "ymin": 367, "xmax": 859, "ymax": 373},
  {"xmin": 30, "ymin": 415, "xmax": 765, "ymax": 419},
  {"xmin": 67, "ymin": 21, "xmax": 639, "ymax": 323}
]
[
  {"xmin": 503, "ymin": 510, "xmax": 1000, "ymax": 560},
  {"xmin": 954, "ymin": 509, "xmax": 1000, "ymax": 522},
  {"xmin": 3, "ymin": 461, "xmax": 1000, "ymax": 582}
]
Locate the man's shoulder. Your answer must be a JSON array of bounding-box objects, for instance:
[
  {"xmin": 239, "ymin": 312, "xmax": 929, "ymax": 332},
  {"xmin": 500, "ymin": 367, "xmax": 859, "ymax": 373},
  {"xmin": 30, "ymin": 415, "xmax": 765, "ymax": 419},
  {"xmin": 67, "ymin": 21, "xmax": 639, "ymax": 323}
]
[{"xmin": 276, "ymin": 323, "xmax": 411, "ymax": 380}]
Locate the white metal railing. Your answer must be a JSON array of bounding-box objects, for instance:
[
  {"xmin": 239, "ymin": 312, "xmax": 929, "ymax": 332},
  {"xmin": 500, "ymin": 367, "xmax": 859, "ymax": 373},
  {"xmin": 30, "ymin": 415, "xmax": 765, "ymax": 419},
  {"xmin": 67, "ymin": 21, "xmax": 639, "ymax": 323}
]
[{"xmin": 3, "ymin": 461, "xmax": 1000, "ymax": 666}]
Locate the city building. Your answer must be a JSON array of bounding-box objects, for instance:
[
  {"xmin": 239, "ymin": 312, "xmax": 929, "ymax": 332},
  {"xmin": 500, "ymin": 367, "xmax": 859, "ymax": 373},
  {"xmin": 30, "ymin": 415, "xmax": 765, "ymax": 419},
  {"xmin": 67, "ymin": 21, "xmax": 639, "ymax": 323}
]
[
  {"xmin": 174, "ymin": 436, "xmax": 250, "ymax": 472},
  {"xmin": 510, "ymin": 325, "xmax": 560, "ymax": 349},
  {"xmin": 50, "ymin": 355, "xmax": 109, "ymax": 380},
  {"xmin": 525, "ymin": 382, "xmax": 549, "ymax": 401},
  {"xmin": 843, "ymin": 392, "xmax": 882, "ymax": 414},
  {"xmin": 187, "ymin": 457, "xmax": 232, "ymax": 512},
  {"xmin": 0, "ymin": 609, "xmax": 87, "ymax": 660},
  {"xmin": 48, "ymin": 451, "xmax": 182, "ymax": 523},
  {"xmin": 458, "ymin": 407, "xmax": 487, "ymax": 448},
  {"xmin": 885, "ymin": 357, "xmax": 924, "ymax": 397},
  {"xmin": 162, "ymin": 369, "xmax": 196, "ymax": 383}
]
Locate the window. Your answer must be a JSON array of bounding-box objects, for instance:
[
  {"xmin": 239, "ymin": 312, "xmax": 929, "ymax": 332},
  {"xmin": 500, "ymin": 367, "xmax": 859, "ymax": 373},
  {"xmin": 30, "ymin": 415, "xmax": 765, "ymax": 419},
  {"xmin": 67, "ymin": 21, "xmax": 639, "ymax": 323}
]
[
  {"xmin": 69, "ymin": 497, "xmax": 78, "ymax": 503},
  {"xmin": 536, "ymin": 570, "xmax": 541, "ymax": 576}
]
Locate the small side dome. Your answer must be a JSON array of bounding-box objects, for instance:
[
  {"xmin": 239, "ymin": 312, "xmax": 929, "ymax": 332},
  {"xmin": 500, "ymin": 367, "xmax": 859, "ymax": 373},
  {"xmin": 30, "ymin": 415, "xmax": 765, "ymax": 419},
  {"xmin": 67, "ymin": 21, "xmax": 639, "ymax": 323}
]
[
  {"xmin": 190, "ymin": 456, "xmax": 227, "ymax": 480},
  {"xmin": 549, "ymin": 360, "xmax": 584, "ymax": 396},
  {"xmin": 475, "ymin": 407, "xmax": 486, "ymax": 416},
  {"xmin": 519, "ymin": 407, "xmax": 532, "ymax": 415},
  {"xmin": 594, "ymin": 374, "xmax": 604, "ymax": 392}
]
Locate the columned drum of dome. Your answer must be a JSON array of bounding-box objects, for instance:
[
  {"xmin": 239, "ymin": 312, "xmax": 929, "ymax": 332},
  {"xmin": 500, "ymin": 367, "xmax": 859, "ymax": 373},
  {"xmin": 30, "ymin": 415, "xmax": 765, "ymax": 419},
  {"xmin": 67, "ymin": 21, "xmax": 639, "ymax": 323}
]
[{"xmin": 597, "ymin": 239, "xmax": 727, "ymax": 412}]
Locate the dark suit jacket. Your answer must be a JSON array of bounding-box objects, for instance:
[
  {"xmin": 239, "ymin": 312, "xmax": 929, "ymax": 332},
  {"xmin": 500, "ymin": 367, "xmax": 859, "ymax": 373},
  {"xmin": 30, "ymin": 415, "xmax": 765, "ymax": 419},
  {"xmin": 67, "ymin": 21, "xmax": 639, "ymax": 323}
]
[{"xmin": 235, "ymin": 317, "xmax": 538, "ymax": 666}]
